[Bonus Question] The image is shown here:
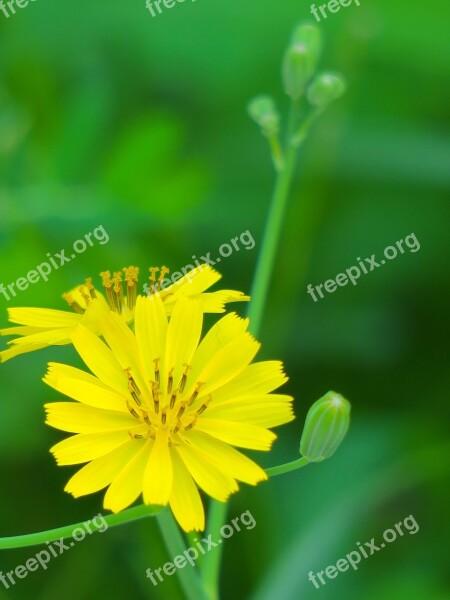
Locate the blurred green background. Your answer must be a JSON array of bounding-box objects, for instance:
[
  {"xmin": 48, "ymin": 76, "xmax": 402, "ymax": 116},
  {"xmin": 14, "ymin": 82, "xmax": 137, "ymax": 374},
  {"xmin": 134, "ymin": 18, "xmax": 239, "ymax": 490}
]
[{"xmin": 0, "ymin": 0, "xmax": 449, "ymax": 598}]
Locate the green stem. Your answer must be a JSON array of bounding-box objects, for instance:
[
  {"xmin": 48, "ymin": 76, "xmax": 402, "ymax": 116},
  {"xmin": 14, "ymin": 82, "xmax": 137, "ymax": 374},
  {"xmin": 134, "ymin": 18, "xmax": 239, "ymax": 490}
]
[
  {"xmin": 201, "ymin": 501, "xmax": 229, "ymax": 600},
  {"xmin": 0, "ymin": 504, "xmax": 161, "ymax": 550},
  {"xmin": 156, "ymin": 509, "xmax": 211, "ymax": 600},
  {"xmin": 266, "ymin": 456, "xmax": 310, "ymax": 477},
  {"xmin": 247, "ymin": 102, "xmax": 301, "ymax": 336}
]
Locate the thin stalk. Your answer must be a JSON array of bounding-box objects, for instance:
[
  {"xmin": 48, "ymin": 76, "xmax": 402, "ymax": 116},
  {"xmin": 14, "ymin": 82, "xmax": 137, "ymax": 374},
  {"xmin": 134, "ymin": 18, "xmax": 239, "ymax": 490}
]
[
  {"xmin": 0, "ymin": 504, "xmax": 161, "ymax": 550},
  {"xmin": 200, "ymin": 501, "xmax": 228, "ymax": 600},
  {"xmin": 266, "ymin": 456, "xmax": 310, "ymax": 477},
  {"xmin": 156, "ymin": 509, "xmax": 211, "ymax": 600}
]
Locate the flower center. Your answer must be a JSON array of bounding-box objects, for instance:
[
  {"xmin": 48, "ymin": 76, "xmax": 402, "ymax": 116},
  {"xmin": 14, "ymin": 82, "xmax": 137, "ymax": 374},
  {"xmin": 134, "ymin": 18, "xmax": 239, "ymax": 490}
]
[{"xmin": 125, "ymin": 365, "xmax": 210, "ymax": 444}]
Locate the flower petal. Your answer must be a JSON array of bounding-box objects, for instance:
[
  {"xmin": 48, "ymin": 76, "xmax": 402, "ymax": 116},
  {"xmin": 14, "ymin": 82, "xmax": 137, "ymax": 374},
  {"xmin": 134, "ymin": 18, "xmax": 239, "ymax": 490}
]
[
  {"xmin": 195, "ymin": 419, "xmax": 276, "ymax": 451},
  {"xmin": 71, "ymin": 325, "xmax": 128, "ymax": 395},
  {"xmin": 104, "ymin": 440, "xmax": 152, "ymax": 513},
  {"xmin": 142, "ymin": 431, "xmax": 173, "ymax": 505},
  {"xmin": 169, "ymin": 450, "xmax": 205, "ymax": 532},
  {"xmin": 211, "ymin": 361, "xmax": 288, "ymax": 403},
  {"xmin": 50, "ymin": 430, "xmax": 131, "ymax": 465},
  {"xmin": 206, "ymin": 395, "xmax": 295, "ymax": 428},
  {"xmin": 5, "ymin": 307, "xmax": 81, "ymax": 328},
  {"xmin": 65, "ymin": 440, "xmax": 142, "ymax": 497},
  {"xmin": 134, "ymin": 294, "xmax": 168, "ymax": 382},
  {"xmin": 191, "ymin": 333, "xmax": 260, "ymax": 397},
  {"xmin": 185, "ymin": 430, "xmax": 267, "ymax": 485},
  {"xmin": 45, "ymin": 402, "xmax": 136, "ymax": 433},
  {"xmin": 165, "ymin": 297, "xmax": 202, "ymax": 392},
  {"xmin": 175, "ymin": 440, "xmax": 238, "ymax": 502}
]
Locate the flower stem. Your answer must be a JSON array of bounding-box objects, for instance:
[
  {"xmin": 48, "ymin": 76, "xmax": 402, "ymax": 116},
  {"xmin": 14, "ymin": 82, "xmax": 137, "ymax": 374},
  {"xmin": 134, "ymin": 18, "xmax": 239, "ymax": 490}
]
[
  {"xmin": 202, "ymin": 100, "xmax": 309, "ymax": 600},
  {"xmin": 200, "ymin": 500, "xmax": 229, "ymax": 600},
  {"xmin": 247, "ymin": 101, "xmax": 301, "ymax": 336},
  {"xmin": 266, "ymin": 456, "xmax": 310, "ymax": 477},
  {"xmin": 0, "ymin": 504, "xmax": 161, "ymax": 551},
  {"xmin": 156, "ymin": 509, "xmax": 211, "ymax": 600}
]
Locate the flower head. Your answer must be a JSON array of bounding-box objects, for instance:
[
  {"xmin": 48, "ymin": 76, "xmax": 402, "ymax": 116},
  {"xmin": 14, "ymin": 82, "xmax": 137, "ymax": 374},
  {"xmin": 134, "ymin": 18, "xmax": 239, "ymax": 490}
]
[
  {"xmin": 0, "ymin": 265, "xmax": 249, "ymax": 362},
  {"xmin": 44, "ymin": 295, "xmax": 294, "ymax": 531}
]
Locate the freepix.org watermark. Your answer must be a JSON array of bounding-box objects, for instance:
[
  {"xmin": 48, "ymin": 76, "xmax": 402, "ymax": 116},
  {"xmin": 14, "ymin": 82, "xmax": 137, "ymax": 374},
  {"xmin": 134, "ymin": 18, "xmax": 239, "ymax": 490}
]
[
  {"xmin": 146, "ymin": 510, "xmax": 256, "ymax": 587},
  {"xmin": 0, "ymin": 225, "xmax": 110, "ymax": 303},
  {"xmin": 0, "ymin": 514, "xmax": 108, "ymax": 589},
  {"xmin": 143, "ymin": 229, "xmax": 256, "ymax": 296},
  {"xmin": 310, "ymin": 0, "xmax": 360, "ymax": 23},
  {"xmin": 307, "ymin": 233, "xmax": 420, "ymax": 302},
  {"xmin": 146, "ymin": 0, "xmax": 196, "ymax": 18},
  {"xmin": 308, "ymin": 514, "xmax": 419, "ymax": 589},
  {"xmin": 0, "ymin": 0, "xmax": 37, "ymax": 19}
]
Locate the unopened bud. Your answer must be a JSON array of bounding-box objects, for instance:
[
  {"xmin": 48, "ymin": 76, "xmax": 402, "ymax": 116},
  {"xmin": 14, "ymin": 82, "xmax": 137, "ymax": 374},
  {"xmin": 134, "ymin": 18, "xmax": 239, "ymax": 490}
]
[
  {"xmin": 306, "ymin": 72, "xmax": 346, "ymax": 109},
  {"xmin": 300, "ymin": 391, "xmax": 350, "ymax": 462},
  {"xmin": 282, "ymin": 44, "xmax": 314, "ymax": 99},
  {"xmin": 291, "ymin": 23, "xmax": 322, "ymax": 72},
  {"xmin": 248, "ymin": 95, "xmax": 280, "ymax": 136}
]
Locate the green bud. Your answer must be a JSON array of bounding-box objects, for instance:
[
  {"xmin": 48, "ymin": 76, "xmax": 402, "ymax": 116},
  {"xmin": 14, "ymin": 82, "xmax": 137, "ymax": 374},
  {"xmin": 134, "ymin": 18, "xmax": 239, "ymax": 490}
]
[
  {"xmin": 306, "ymin": 72, "xmax": 346, "ymax": 109},
  {"xmin": 291, "ymin": 23, "xmax": 322, "ymax": 72},
  {"xmin": 282, "ymin": 44, "xmax": 314, "ymax": 100},
  {"xmin": 247, "ymin": 95, "xmax": 280, "ymax": 136},
  {"xmin": 300, "ymin": 391, "xmax": 351, "ymax": 462}
]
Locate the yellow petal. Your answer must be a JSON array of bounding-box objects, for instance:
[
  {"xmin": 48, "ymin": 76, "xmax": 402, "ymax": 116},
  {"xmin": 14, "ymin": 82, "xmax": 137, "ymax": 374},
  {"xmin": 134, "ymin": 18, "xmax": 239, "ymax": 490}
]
[
  {"xmin": 211, "ymin": 361, "xmax": 288, "ymax": 403},
  {"xmin": 8, "ymin": 327, "xmax": 73, "ymax": 346},
  {"xmin": 134, "ymin": 295, "xmax": 168, "ymax": 382},
  {"xmin": 169, "ymin": 450, "xmax": 205, "ymax": 532},
  {"xmin": 104, "ymin": 440, "xmax": 152, "ymax": 513},
  {"xmin": 186, "ymin": 313, "xmax": 249, "ymax": 390},
  {"xmin": 195, "ymin": 418, "xmax": 276, "ymax": 451},
  {"xmin": 6, "ymin": 307, "xmax": 81, "ymax": 328},
  {"xmin": 165, "ymin": 265, "xmax": 222, "ymax": 298},
  {"xmin": 206, "ymin": 395, "xmax": 295, "ymax": 428},
  {"xmin": 43, "ymin": 376, "xmax": 127, "ymax": 412},
  {"xmin": 94, "ymin": 308, "xmax": 147, "ymax": 393},
  {"xmin": 175, "ymin": 440, "xmax": 238, "ymax": 502},
  {"xmin": 0, "ymin": 325, "xmax": 47, "ymax": 336},
  {"xmin": 185, "ymin": 430, "xmax": 267, "ymax": 486},
  {"xmin": 45, "ymin": 402, "xmax": 136, "ymax": 433},
  {"xmin": 142, "ymin": 431, "xmax": 173, "ymax": 505},
  {"xmin": 50, "ymin": 430, "xmax": 131, "ymax": 465},
  {"xmin": 191, "ymin": 332, "xmax": 260, "ymax": 397},
  {"xmin": 71, "ymin": 325, "xmax": 128, "ymax": 396},
  {"xmin": 0, "ymin": 343, "xmax": 49, "ymax": 363},
  {"xmin": 65, "ymin": 440, "xmax": 142, "ymax": 497},
  {"xmin": 165, "ymin": 297, "xmax": 202, "ymax": 392},
  {"xmin": 196, "ymin": 291, "xmax": 250, "ymax": 313}
]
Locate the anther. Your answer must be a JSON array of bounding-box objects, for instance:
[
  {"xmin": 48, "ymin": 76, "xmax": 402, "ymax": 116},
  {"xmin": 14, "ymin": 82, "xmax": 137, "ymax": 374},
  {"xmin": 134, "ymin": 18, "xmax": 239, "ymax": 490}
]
[
  {"xmin": 62, "ymin": 293, "xmax": 84, "ymax": 315},
  {"xmin": 127, "ymin": 402, "xmax": 140, "ymax": 419}
]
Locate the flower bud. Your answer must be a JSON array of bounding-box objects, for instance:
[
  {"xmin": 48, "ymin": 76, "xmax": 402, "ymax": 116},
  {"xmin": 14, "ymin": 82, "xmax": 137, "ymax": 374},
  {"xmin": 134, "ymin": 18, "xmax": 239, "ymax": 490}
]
[
  {"xmin": 300, "ymin": 391, "xmax": 350, "ymax": 462},
  {"xmin": 282, "ymin": 44, "xmax": 314, "ymax": 99},
  {"xmin": 247, "ymin": 95, "xmax": 280, "ymax": 137},
  {"xmin": 306, "ymin": 72, "xmax": 346, "ymax": 109},
  {"xmin": 291, "ymin": 23, "xmax": 322, "ymax": 72}
]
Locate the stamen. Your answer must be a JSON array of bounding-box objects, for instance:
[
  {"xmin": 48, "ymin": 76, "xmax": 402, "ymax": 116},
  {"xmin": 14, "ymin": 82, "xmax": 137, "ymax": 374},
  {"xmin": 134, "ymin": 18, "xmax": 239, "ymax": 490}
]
[
  {"xmin": 152, "ymin": 382, "xmax": 160, "ymax": 414},
  {"xmin": 189, "ymin": 382, "xmax": 204, "ymax": 406},
  {"xmin": 79, "ymin": 285, "xmax": 91, "ymax": 307},
  {"xmin": 179, "ymin": 364, "xmax": 192, "ymax": 394},
  {"xmin": 85, "ymin": 277, "xmax": 97, "ymax": 299},
  {"xmin": 161, "ymin": 409, "xmax": 167, "ymax": 425},
  {"xmin": 184, "ymin": 418, "xmax": 197, "ymax": 431},
  {"xmin": 177, "ymin": 402, "xmax": 187, "ymax": 418},
  {"xmin": 159, "ymin": 266, "xmax": 170, "ymax": 281},
  {"xmin": 126, "ymin": 402, "xmax": 140, "ymax": 419},
  {"xmin": 100, "ymin": 271, "xmax": 116, "ymax": 311},
  {"xmin": 143, "ymin": 414, "xmax": 152, "ymax": 425},
  {"xmin": 62, "ymin": 293, "xmax": 84, "ymax": 315},
  {"xmin": 124, "ymin": 266, "xmax": 139, "ymax": 311},
  {"xmin": 128, "ymin": 432, "xmax": 145, "ymax": 440},
  {"xmin": 170, "ymin": 392, "xmax": 177, "ymax": 410},
  {"xmin": 167, "ymin": 369, "xmax": 174, "ymax": 395},
  {"xmin": 197, "ymin": 395, "xmax": 212, "ymax": 416},
  {"xmin": 112, "ymin": 272, "xmax": 123, "ymax": 314},
  {"xmin": 153, "ymin": 359, "xmax": 160, "ymax": 385}
]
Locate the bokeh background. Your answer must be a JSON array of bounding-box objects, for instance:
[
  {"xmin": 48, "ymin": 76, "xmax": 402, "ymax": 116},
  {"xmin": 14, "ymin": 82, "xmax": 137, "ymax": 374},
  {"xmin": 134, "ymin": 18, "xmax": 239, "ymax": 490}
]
[{"xmin": 0, "ymin": 0, "xmax": 449, "ymax": 598}]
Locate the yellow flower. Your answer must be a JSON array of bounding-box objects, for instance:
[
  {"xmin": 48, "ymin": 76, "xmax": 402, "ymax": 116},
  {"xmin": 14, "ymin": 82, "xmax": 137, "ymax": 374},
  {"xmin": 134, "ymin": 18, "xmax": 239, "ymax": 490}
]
[
  {"xmin": 0, "ymin": 265, "xmax": 249, "ymax": 363},
  {"xmin": 43, "ymin": 295, "xmax": 294, "ymax": 532}
]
